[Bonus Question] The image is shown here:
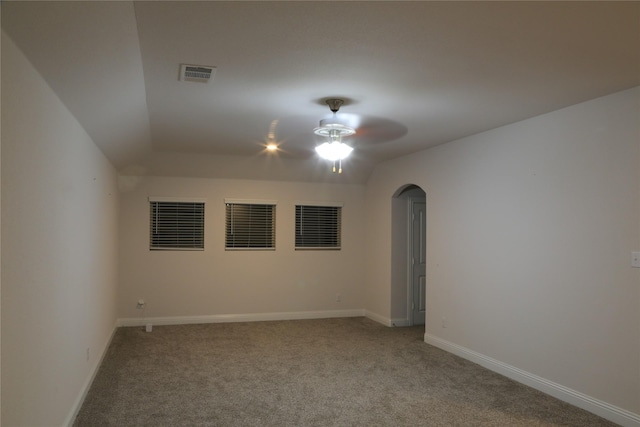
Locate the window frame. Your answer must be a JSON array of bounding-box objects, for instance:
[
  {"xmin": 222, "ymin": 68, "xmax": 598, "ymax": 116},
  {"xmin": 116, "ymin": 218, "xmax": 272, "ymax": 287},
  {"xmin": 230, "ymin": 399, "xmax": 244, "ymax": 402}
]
[
  {"xmin": 149, "ymin": 197, "xmax": 206, "ymax": 251},
  {"xmin": 225, "ymin": 199, "xmax": 277, "ymax": 251},
  {"xmin": 294, "ymin": 201, "xmax": 343, "ymax": 250}
]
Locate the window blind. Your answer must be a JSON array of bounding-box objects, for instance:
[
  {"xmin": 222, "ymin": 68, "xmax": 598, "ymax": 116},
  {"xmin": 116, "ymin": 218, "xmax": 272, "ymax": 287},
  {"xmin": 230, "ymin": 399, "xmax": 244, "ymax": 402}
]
[
  {"xmin": 295, "ymin": 205, "xmax": 341, "ymax": 249},
  {"xmin": 150, "ymin": 201, "xmax": 205, "ymax": 250},
  {"xmin": 225, "ymin": 203, "xmax": 275, "ymax": 249}
]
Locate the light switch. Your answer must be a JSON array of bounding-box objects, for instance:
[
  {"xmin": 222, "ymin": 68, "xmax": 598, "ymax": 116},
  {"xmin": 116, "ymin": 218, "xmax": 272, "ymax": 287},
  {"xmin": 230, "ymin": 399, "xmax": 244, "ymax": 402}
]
[{"xmin": 632, "ymin": 252, "xmax": 640, "ymax": 268}]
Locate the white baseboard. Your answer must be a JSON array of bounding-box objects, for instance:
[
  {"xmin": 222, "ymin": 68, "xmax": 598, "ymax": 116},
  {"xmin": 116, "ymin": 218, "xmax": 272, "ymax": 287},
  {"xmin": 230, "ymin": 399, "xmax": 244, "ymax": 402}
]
[
  {"xmin": 363, "ymin": 310, "xmax": 392, "ymax": 326},
  {"xmin": 117, "ymin": 309, "xmax": 366, "ymax": 327},
  {"xmin": 362, "ymin": 312, "xmax": 412, "ymax": 327},
  {"xmin": 362, "ymin": 311, "xmax": 415, "ymax": 328},
  {"xmin": 424, "ymin": 333, "xmax": 640, "ymax": 427},
  {"xmin": 64, "ymin": 323, "xmax": 118, "ymax": 427},
  {"xmin": 390, "ymin": 318, "xmax": 411, "ymax": 327}
]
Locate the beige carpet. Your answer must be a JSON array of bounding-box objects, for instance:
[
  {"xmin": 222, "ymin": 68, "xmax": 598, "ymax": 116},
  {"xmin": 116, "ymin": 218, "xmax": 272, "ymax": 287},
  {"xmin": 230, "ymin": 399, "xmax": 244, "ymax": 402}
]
[{"xmin": 74, "ymin": 317, "xmax": 616, "ymax": 426}]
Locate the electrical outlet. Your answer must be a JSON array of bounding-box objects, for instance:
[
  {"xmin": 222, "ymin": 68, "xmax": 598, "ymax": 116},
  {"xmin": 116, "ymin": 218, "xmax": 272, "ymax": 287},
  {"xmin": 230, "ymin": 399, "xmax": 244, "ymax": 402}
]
[
  {"xmin": 632, "ymin": 252, "xmax": 640, "ymax": 268},
  {"xmin": 86, "ymin": 347, "xmax": 90, "ymax": 361},
  {"xmin": 441, "ymin": 317, "xmax": 447, "ymax": 328},
  {"xmin": 137, "ymin": 299, "xmax": 145, "ymax": 309},
  {"xmin": 336, "ymin": 293, "xmax": 342, "ymax": 302}
]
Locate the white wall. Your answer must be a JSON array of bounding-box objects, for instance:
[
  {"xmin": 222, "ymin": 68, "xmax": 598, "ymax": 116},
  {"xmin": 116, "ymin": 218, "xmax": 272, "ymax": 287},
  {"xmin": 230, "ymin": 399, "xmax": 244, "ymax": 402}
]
[
  {"xmin": 1, "ymin": 33, "xmax": 120, "ymax": 426},
  {"xmin": 365, "ymin": 88, "xmax": 640, "ymax": 418},
  {"xmin": 118, "ymin": 176, "xmax": 365, "ymax": 322}
]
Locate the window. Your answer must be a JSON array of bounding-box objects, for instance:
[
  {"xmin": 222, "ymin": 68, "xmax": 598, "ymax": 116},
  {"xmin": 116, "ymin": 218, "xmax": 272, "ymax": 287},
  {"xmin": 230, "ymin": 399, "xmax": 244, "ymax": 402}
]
[
  {"xmin": 295, "ymin": 203, "xmax": 342, "ymax": 250},
  {"xmin": 225, "ymin": 200, "xmax": 276, "ymax": 250},
  {"xmin": 150, "ymin": 198, "xmax": 205, "ymax": 250}
]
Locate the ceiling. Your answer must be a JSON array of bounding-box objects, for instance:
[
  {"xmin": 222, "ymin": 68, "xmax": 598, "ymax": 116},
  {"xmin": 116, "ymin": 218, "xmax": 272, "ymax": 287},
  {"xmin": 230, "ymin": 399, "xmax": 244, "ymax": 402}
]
[{"xmin": 3, "ymin": 1, "xmax": 639, "ymax": 184}]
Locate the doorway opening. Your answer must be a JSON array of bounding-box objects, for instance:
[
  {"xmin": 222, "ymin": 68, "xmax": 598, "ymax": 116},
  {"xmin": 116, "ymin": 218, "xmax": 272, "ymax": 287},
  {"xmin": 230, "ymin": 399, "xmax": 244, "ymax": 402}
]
[{"xmin": 391, "ymin": 184, "xmax": 426, "ymax": 326}]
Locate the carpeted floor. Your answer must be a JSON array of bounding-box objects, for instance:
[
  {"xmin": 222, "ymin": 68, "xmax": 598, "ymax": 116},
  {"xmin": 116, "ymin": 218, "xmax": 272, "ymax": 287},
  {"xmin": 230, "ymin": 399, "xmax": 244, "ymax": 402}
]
[{"xmin": 74, "ymin": 317, "xmax": 617, "ymax": 426}]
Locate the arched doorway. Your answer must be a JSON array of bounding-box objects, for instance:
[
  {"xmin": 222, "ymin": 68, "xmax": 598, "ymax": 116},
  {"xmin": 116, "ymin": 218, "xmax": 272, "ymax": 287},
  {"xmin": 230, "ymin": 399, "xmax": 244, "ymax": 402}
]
[{"xmin": 391, "ymin": 184, "xmax": 426, "ymax": 326}]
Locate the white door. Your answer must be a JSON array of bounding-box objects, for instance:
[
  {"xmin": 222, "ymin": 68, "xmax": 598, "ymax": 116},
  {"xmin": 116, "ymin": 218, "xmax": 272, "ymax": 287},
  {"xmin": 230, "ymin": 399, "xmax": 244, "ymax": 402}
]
[{"xmin": 411, "ymin": 200, "xmax": 426, "ymax": 325}]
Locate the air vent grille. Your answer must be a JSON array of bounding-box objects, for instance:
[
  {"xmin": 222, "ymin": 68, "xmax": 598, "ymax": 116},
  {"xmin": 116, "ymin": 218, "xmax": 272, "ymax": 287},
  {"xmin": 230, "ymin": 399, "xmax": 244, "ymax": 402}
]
[{"xmin": 179, "ymin": 64, "xmax": 216, "ymax": 83}]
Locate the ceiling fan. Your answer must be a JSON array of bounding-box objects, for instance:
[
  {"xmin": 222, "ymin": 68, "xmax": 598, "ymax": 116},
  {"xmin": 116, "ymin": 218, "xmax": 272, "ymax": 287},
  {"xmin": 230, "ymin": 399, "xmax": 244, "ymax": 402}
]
[
  {"xmin": 265, "ymin": 98, "xmax": 407, "ymax": 171},
  {"xmin": 313, "ymin": 98, "xmax": 355, "ymax": 174}
]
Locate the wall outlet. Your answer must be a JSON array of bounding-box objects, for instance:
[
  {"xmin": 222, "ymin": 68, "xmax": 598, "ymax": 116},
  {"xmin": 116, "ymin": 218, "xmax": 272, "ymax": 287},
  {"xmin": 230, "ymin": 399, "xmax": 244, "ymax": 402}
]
[
  {"xmin": 632, "ymin": 252, "xmax": 640, "ymax": 268},
  {"xmin": 86, "ymin": 347, "xmax": 90, "ymax": 361},
  {"xmin": 136, "ymin": 299, "xmax": 145, "ymax": 309},
  {"xmin": 441, "ymin": 317, "xmax": 447, "ymax": 328},
  {"xmin": 336, "ymin": 293, "xmax": 342, "ymax": 302}
]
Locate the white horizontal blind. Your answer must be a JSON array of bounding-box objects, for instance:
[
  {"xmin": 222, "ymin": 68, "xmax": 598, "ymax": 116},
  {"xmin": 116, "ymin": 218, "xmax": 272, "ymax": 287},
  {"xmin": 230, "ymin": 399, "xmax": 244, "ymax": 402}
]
[
  {"xmin": 150, "ymin": 201, "xmax": 205, "ymax": 250},
  {"xmin": 225, "ymin": 203, "xmax": 275, "ymax": 249},
  {"xmin": 295, "ymin": 205, "xmax": 341, "ymax": 250}
]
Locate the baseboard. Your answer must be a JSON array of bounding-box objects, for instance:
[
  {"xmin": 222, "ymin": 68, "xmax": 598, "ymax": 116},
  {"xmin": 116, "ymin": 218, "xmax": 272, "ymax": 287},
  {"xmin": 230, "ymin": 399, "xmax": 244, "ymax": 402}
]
[
  {"xmin": 117, "ymin": 309, "xmax": 409, "ymax": 329},
  {"xmin": 63, "ymin": 323, "xmax": 118, "ymax": 427},
  {"xmin": 116, "ymin": 309, "xmax": 366, "ymax": 327},
  {"xmin": 390, "ymin": 318, "xmax": 411, "ymax": 327},
  {"xmin": 363, "ymin": 310, "xmax": 391, "ymax": 326},
  {"xmin": 424, "ymin": 333, "xmax": 640, "ymax": 427},
  {"xmin": 362, "ymin": 312, "xmax": 412, "ymax": 327}
]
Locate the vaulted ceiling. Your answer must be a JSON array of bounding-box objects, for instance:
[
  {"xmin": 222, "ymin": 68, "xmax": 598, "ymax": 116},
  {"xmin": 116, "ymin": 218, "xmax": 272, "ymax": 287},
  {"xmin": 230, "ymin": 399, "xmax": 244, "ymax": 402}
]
[{"xmin": 3, "ymin": 1, "xmax": 639, "ymax": 184}]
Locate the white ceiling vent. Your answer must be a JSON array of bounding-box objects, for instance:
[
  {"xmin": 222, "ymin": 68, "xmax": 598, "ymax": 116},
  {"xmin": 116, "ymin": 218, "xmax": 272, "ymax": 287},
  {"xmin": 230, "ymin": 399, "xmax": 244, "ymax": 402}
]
[{"xmin": 179, "ymin": 64, "xmax": 216, "ymax": 83}]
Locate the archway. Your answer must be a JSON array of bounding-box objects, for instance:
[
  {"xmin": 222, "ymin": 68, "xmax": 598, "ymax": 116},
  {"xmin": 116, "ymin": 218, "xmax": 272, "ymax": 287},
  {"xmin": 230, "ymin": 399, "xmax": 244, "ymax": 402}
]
[{"xmin": 391, "ymin": 184, "xmax": 426, "ymax": 326}]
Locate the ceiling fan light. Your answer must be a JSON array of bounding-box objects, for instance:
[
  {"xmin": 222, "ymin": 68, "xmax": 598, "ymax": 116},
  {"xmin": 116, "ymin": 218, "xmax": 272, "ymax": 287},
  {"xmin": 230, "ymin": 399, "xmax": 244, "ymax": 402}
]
[{"xmin": 315, "ymin": 141, "xmax": 353, "ymax": 161}]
